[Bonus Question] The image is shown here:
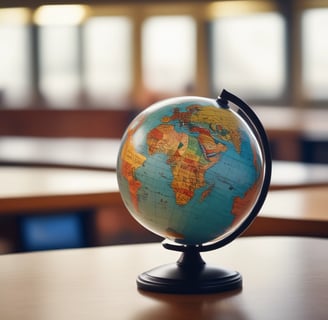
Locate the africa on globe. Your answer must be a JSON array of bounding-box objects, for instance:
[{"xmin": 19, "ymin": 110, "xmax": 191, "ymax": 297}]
[{"xmin": 117, "ymin": 94, "xmax": 265, "ymax": 246}]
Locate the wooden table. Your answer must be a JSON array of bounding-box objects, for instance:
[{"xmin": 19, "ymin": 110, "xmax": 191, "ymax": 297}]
[
  {"xmin": 0, "ymin": 167, "xmax": 157, "ymax": 252},
  {"xmin": 253, "ymin": 106, "xmax": 328, "ymax": 161},
  {"xmin": 0, "ymin": 237, "xmax": 326, "ymax": 320},
  {"xmin": 0, "ymin": 137, "xmax": 120, "ymax": 171},
  {"xmin": 270, "ymin": 160, "xmax": 328, "ymax": 190},
  {"xmin": 1, "ymin": 106, "xmax": 327, "ymax": 161},
  {"xmin": 0, "ymin": 167, "xmax": 121, "ymax": 214},
  {"xmin": 247, "ymin": 187, "xmax": 328, "ymax": 238}
]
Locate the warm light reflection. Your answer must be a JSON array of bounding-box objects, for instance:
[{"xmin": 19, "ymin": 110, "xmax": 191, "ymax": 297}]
[
  {"xmin": 0, "ymin": 8, "xmax": 31, "ymax": 24},
  {"xmin": 207, "ymin": 0, "xmax": 276, "ymax": 18},
  {"xmin": 34, "ymin": 5, "xmax": 89, "ymax": 26}
]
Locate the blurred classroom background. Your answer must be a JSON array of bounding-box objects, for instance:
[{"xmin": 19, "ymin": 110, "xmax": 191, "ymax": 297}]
[{"xmin": 0, "ymin": 0, "xmax": 327, "ymax": 254}]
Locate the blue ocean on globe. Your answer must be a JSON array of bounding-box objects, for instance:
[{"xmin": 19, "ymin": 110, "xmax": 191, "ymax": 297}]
[{"xmin": 117, "ymin": 96, "xmax": 263, "ymax": 245}]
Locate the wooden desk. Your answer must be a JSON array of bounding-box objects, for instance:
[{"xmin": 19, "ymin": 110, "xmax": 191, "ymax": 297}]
[
  {"xmin": 0, "ymin": 167, "xmax": 159, "ymax": 252},
  {"xmin": 253, "ymin": 106, "xmax": 328, "ymax": 161},
  {"xmin": 253, "ymin": 106, "xmax": 328, "ymax": 140},
  {"xmin": 0, "ymin": 167, "xmax": 121, "ymax": 214},
  {"xmin": 0, "ymin": 237, "xmax": 326, "ymax": 320},
  {"xmin": 0, "ymin": 137, "xmax": 120, "ymax": 171},
  {"xmin": 0, "ymin": 106, "xmax": 327, "ymax": 162},
  {"xmin": 270, "ymin": 161, "xmax": 328, "ymax": 190},
  {"xmin": 246, "ymin": 187, "xmax": 328, "ymax": 238}
]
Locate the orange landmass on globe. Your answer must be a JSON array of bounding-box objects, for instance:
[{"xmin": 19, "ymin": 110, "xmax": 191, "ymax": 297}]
[
  {"xmin": 162, "ymin": 105, "xmax": 241, "ymax": 153},
  {"xmin": 194, "ymin": 106, "xmax": 241, "ymax": 153},
  {"xmin": 147, "ymin": 124, "xmax": 188, "ymax": 156},
  {"xmin": 190, "ymin": 126, "xmax": 227, "ymax": 162},
  {"xmin": 231, "ymin": 177, "xmax": 262, "ymax": 228},
  {"xmin": 161, "ymin": 105, "xmax": 200, "ymax": 125},
  {"xmin": 122, "ymin": 105, "xmax": 244, "ymax": 212},
  {"xmin": 120, "ymin": 119, "xmax": 147, "ymax": 211},
  {"xmin": 147, "ymin": 124, "xmax": 226, "ymax": 206},
  {"xmin": 165, "ymin": 227, "xmax": 185, "ymax": 240},
  {"xmin": 231, "ymin": 134, "xmax": 263, "ymax": 228},
  {"xmin": 201, "ymin": 184, "xmax": 214, "ymax": 202}
]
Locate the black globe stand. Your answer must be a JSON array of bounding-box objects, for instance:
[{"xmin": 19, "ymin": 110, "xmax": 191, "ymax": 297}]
[{"xmin": 137, "ymin": 245, "xmax": 242, "ymax": 294}]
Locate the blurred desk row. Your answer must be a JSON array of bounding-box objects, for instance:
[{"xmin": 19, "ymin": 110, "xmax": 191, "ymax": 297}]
[
  {"xmin": 0, "ymin": 134, "xmax": 328, "ymax": 170},
  {"xmin": 0, "ymin": 137, "xmax": 327, "ymax": 187},
  {"xmin": 0, "ymin": 165, "xmax": 327, "ymax": 253},
  {"xmin": 0, "ymin": 137, "xmax": 120, "ymax": 171},
  {"xmin": 0, "ymin": 164, "xmax": 327, "ymax": 213},
  {"xmin": 253, "ymin": 106, "xmax": 328, "ymax": 162},
  {"xmin": 0, "ymin": 106, "xmax": 327, "ymax": 162}
]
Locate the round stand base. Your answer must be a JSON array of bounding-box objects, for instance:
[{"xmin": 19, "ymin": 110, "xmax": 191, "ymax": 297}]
[{"xmin": 137, "ymin": 263, "xmax": 242, "ymax": 294}]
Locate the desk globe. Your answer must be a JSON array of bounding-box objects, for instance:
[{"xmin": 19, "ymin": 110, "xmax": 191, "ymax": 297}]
[{"xmin": 116, "ymin": 90, "xmax": 271, "ymax": 293}]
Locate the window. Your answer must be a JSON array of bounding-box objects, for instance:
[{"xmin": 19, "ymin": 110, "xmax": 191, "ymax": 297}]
[
  {"xmin": 301, "ymin": 8, "xmax": 328, "ymax": 101},
  {"xmin": 0, "ymin": 8, "xmax": 31, "ymax": 108},
  {"xmin": 211, "ymin": 12, "xmax": 285, "ymax": 101},
  {"xmin": 38, "ymin": 25, "xmax": 81, "ymax": 108},
  {"xmin": 142, "ymin": 16, "xmax": 196, "ymax": 96},
  {"xmin": 2, "ymin": 2, "xmax": 328, "ymax": 110},
  {"xmin": 83, "ymin": 16, "xmax": 133, "ymax": 108},
  {"xmin": 35, "ymin": 5, "xmax": 88, "ymax": 108}
]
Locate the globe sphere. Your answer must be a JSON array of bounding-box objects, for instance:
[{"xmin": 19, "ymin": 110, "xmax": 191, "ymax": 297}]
[{"xmin": 117, "ymin": 96, "xmax": 267, "ymax": 246}]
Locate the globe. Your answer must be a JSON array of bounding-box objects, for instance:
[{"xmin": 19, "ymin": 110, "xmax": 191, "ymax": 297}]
[{"xmin": 116, "ymin": 89, "xmax": 271, "ymax": 293}]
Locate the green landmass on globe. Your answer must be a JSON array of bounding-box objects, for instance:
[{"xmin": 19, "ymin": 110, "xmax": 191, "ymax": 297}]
[{"xmin": 117, "ymin": 97, "xmax": 264, "ymax": 245}]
